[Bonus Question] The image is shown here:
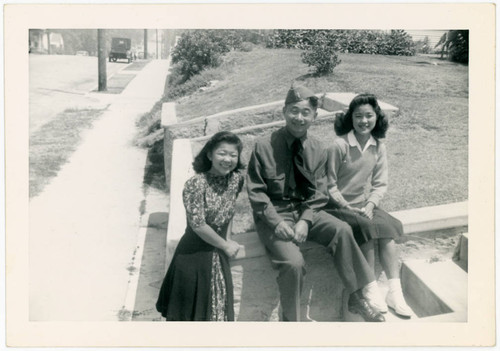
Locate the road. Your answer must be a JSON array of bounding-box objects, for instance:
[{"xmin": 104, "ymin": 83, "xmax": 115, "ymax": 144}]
[{"xmin": 29, "ymin": 54, "xmax": 128, "ymax": 134}]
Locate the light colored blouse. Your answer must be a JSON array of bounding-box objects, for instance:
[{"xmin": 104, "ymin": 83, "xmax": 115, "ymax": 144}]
[{"xmin": 327, "ymin": 130, "xmax": 388, "ymax": 208}]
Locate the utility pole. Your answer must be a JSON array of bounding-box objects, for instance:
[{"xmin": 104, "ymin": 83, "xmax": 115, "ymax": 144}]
[
  {"xmin": 156, "ymin": 29, "xmax": 159, "ymax": 59},
  {"xmin": 46, "ymin": 29, "xmax": 51, "ymax": 55},
  {"xmin": 144, "ymin": 29, "xmax": 148, "ymax": 59},
  {"xmin": 97, "ymin": 29, "xmax": 107, "ymax": 91}
]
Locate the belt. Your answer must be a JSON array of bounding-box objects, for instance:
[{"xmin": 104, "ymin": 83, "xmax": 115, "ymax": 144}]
[{"xmin": 272, "ymin": 197, "xmax": 304, "ymax": 211}]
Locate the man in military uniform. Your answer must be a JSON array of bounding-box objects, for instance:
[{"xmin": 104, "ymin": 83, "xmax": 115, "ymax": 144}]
[{"xmin": 246, "ymin": 84, "xmax": 385, "ymax": 322}]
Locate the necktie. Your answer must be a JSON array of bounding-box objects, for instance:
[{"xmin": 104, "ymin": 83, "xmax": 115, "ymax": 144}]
[{"xmin": 291, "ymin": 139, "xmax": 312, "ymax": 199}]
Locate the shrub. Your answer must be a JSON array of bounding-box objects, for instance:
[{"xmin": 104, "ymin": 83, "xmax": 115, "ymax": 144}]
[
  {"xmin": 415, "ymin": 36, "xmax": 431, "ymax": 54},
  {"xmin": 448, "ymin": 31, "xmax": 468, "ymax": 63},
  {"xmin": 266, "ymin": 29, "xmax": 319, "ymax": 49},
  {"xmin": 301, "ymin": 44, "xmax": 341, "ymax": 75},
  {"xmin": 382, "ymin": 30, "xmax": 416, "ymax": 56},
  {"xmin": 167, "ymin": 64, "xmax": 187, "ymax": 87},
  {"xmin": 234, "ymin": 30, "xmax": 267, "ymax": 45},
  {"xmin": 171, "ymin": 30, "xmax": 243, "ymax": 83},
  {"xmin": 239, "ymin": 42, "xmax": 254, "ymax": 52}
]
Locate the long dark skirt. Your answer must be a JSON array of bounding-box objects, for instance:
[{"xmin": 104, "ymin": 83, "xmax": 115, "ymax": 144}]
[
  {"xmin": 326, "ymin": 206, "xmax": 403, "ymax": 247},
  {"xmin": 155, "ymin": 226, "xmax": 234, "ymax": 321}
]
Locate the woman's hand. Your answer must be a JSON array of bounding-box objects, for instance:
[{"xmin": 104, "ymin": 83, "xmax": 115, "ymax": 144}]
[
  {"xmin": 345, "ymin": 205, "xmax": 365, "ymax": 216},
  {"xmin": 361, "ymin": 202, "xmax": 375, "ymax": 220},
  {"xmin": 222, "ymin": 240, "xmax": 241, "ymax": 258}
]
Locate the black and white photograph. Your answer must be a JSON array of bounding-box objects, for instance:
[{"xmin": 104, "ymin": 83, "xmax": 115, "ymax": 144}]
[{"xmin": 4, "ymin": 2, "xmax": 496, "ymax": 348}]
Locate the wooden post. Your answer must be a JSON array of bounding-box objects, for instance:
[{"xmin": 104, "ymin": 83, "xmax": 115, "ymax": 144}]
[
  {"xmin": 144, "ymin": 29, "xmax": 148, "ymax": 59},
  {"xmin": 97, "ymin": 29, "xmax": 107, "ymax": 92},
  {"xmin": 46, "ymin": 29, "xmax": 51, "ymax": 55}
]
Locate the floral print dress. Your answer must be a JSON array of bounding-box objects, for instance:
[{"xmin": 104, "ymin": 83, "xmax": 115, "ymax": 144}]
[{"xmin": 156, "ymin": 171, "xmax": 244, "ymax": 321}]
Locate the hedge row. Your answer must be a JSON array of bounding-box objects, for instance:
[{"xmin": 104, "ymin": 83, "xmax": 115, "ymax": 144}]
[{"xmin": 267, "ymin": 30, "xmax": 416, "ymax": 56}]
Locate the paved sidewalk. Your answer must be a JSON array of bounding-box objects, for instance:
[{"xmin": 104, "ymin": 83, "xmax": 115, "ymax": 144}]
[{"xmin": 29, "ymin": 59, "xmax": 170, "ymax": 321}]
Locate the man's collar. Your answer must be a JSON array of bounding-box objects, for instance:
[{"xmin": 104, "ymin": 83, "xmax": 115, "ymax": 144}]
[
  {"xmin": 283, "ymin": 127, "xmax": 307, "ymax": 148},
  {"xmin": 347, "ymin": 130, "xmax": 377, "ymax": 153}
]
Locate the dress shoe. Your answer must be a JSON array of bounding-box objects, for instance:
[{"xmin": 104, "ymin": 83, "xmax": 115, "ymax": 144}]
[
  {"xmin": 348, "ymin": 290, "xmax": 385, "ymax": 322},
  {"xmin": 362, "ymin": 281, "xmax": 388, "ymax": 313},
  {"xmin": 386, "ymin": 280, "xmax": 412, "ymax": 319}
]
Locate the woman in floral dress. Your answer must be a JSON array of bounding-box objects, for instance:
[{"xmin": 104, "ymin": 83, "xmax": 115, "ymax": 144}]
[{"xmin": 156, "ymin": 131, "xmax": 245, "ymax": 321}]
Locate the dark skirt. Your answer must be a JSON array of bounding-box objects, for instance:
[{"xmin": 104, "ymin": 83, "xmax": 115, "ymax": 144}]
[
  {"xmin": 155, "ymin": 226, "xmax": 234, "ymax": 321},
  {"xmin": 325, "ymin": 206, "xmax": 403, "ymax": 246}
]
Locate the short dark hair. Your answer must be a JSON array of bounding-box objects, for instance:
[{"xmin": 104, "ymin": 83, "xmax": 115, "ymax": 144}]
[
  {"xmin": 192, "ymin": 131, "xmax": 245, "ymax": 173},
  {"xmin": 333, "ymin": 93, "xmax": 389, "ymax": 139}
]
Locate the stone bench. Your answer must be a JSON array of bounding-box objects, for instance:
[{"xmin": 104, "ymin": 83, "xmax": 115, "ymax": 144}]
[{"xmin": 229, "ymin": 202, "xmax": 469, "ymax": 261}]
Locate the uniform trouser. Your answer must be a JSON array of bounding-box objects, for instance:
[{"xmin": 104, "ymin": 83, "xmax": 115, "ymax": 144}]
[{"xmin": 254, "ymin": 208, "xmax": 375, "ymax": 321}]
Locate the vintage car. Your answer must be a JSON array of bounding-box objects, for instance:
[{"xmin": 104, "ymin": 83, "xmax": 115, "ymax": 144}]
[{"xmin": 109, "ymin": 37, "xmax": 133, "ymax": 63}]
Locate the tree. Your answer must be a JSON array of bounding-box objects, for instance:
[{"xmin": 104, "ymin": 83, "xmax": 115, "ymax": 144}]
[
  {"xmin": 415, "ymin": 36, "xmax": 431, "ymax": 54},
  {"xmin": 435, "ymin": 30, "xmax": 468, "ymax": 63},
  {"xmin": 301, "ymin": 44, "xmax": 341, "ymax": 76}
]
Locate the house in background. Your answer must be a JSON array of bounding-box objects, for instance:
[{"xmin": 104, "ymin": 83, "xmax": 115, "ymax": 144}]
[
  {"xmin": 405, "ymin": 30, "xmax": 448, "ymax": 49},
  {"xmin": 29, "ymin": 29, "xmax": 64, "ymax": 54}
]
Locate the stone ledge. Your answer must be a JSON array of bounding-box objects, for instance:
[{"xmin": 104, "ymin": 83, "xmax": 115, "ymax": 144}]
[
  {"xmin": 231, "ymin": 244, "xmax": 345, "ymax": 321},
  {"xmin": 160, "ymin": 91, "xmax": 398, "ymax": 133},
  {"xmin": 190, "ymin": 110, "xmax": 337, "ymax": 143},
  {"xmin": 401, "ymin": 259, "xmax": 467, "ymax": 321},
  {"xmin": 391, "ymin": 202, "xmax": 468, "ymax": 234},
  {"xmin": 321, "ymin": 92, "xmax": 399, "ymax": 117},
  {"xmin": 455, "ymin": 233, "xmax": 468, "ymax": 272},
  {"xmin": 232, "ymin": 201, "xmax": 468, "ymax": 262},
  {"xmin": 164, "ymin": 138, "xmax": 194, "ymax": 271},
  {"xmin": 160, "ymin": 102, "xmax": 177, "ymax": 127}
]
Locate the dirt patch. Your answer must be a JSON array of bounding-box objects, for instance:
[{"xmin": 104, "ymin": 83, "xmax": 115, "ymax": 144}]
[
  {"xmin": 125, "ymin": 60, "xmax": 150, "ymax": 71},
  {"xmin": 96, "ymin": 73, "xmax": 137, "ymax": 94},
  {"xmin": 397, "ymin": 227, "xmax": 465, "ymax": 263}
]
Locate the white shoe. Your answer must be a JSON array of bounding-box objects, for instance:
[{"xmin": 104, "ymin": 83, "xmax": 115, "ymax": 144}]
[
  {"xmin": 386, "ymin": 288, "xmax": 412, "ymax": 318},
  {"xmin": 363, "ymin": 281, "xmax": 388, "ymax": 313}
]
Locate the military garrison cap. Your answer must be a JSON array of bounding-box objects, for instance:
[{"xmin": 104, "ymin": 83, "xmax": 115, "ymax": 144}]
[{"xmin": 285, "ymin": 84, "xmax": 318, "ymax": 106}]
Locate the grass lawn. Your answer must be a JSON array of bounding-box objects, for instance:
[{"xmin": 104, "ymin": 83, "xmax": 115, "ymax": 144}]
[
  {"xmin": 174, "ymin": 48, "xmax": 467, "ymax": 121},
  {"xmin": 29, "ymin": 106, "xmax": 108, "ymax": 197}
]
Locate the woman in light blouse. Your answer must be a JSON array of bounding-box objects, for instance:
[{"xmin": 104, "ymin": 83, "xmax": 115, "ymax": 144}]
[{"xmin": 326, "ymin": 93, "xmax": 411, "ymax": 319}]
